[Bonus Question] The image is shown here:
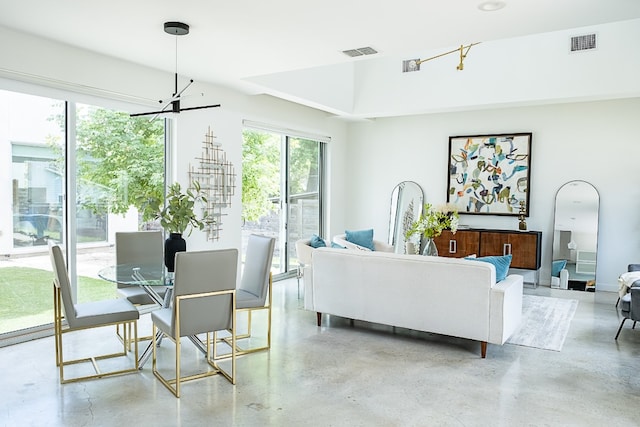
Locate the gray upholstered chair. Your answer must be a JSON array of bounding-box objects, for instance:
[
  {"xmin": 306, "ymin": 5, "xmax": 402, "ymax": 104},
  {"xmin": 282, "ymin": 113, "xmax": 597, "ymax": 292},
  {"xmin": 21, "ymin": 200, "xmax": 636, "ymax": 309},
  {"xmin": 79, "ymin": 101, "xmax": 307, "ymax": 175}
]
[
  {"xmin": 115, "ymin": 231, "xmax": 167, "ymax": 348},
  {"xmin": 616, "ymin": 264, "xmax": 640, "ymax": 308},
  {"xmin": 215, "ymin": 234, "xmax": 275, "ymax": 358},
  {"xmin": 49, "ymin": 243, "xmax": 139, "ymax": 383},
  {"xmin": 115, "ymin": 231, "xmax": 166, "ymax": 305},
  {"xmin": 151, "ymin": 249, "xmax": 238, "ymax": 398},
  {"xmin": 615, "ymin": 284, "xmax": 640, "ymax": 339}
]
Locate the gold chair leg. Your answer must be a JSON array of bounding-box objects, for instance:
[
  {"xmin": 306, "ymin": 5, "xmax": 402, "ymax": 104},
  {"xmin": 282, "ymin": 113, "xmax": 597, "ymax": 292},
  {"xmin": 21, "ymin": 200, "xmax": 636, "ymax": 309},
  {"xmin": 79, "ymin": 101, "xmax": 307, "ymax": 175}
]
[
  {"xmin": 117, "ymin": 321, "xmax": 153, "ymax": 351},
  {"xmin": 215, "ymin": 273, "xmax": 272, "ymax": 359},
  {"xmin": 153, "ymin": 291, "xmax": 236, "ymax": 397},
  {"xmin": 57, "ymin": 320, "xmax": 139, "ymax": 384}
]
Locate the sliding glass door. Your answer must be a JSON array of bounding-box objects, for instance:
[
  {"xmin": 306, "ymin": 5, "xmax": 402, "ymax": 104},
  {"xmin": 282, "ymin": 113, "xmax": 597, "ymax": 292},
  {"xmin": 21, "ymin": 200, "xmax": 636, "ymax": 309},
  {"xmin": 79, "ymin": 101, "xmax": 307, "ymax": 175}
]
[
  {"xmin": 286, "ymin": 137, "xmax": 322, "ymax": 275},
  {"xmin": 241, "ymin": 127, "xmax": 324, "ymax": 278},
  {"xmin": 0, "ymin": 89, "xmax": 165, "ymax": 341},
  {"xmin": 72, "ymin": 103, "xmax": 164, "ymax": 302},
  {"xmin": 2, "ymin": 90, "xmax": 65, "ymax": 335}
]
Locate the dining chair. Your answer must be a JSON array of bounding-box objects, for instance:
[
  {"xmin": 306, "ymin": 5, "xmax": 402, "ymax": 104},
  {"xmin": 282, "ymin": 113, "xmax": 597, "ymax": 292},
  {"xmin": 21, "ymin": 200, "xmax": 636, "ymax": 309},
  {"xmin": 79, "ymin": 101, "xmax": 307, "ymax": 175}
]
[
  {"xmin": 115, "ymin": 231, "xmax": 167, "ymax": 348},
  {"xmin": 215, "ymin": 234, "xmax": 275, "ymax": 359},
  {"xmin": 115, "ymin": 231, "xmax": 166, "ymax": 305},
  {"xmin": 49, "ymin": 243, "xmax": 139, "ymax": 384},
  {"xmin": 615, "ymin": 284, "xmax": 640, "ymax": 339},
  {"xmin": 151, "ymin": 249, "xmax": 238, "ymax": 398}
]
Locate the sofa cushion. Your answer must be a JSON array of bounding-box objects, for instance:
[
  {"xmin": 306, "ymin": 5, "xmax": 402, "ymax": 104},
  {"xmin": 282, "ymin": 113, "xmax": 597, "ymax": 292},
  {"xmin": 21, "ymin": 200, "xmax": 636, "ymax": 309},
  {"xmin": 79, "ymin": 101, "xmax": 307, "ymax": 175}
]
[
  {"xmin": 345, "ymin": 228, "xmax": 375, "ymax": 251},
  {"xmin": 331, "ymin": 242, "xmax": 346, "ymax": 249},
  {"xmin": 310, "ymin": 234, "xmax": 327, "ymax": 248},
  {"xmin": 466, "ymin": 254, "xmax": 512, "ymax": 282},
  {"xmin": 551, "ymin": 259, "xmax": 567, "ymax": 277}
]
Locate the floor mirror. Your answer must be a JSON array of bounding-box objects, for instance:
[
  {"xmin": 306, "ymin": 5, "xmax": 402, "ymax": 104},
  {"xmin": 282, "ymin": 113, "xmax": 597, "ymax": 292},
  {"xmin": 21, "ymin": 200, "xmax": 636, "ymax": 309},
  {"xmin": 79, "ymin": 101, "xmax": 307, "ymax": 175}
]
[
  {"xmin": 388, "ymin": 181, "xmax": 424, "ymax": 254},
  {"xmin": 552, "ymin": 181, "xmax": 599, "ymax": 291}
]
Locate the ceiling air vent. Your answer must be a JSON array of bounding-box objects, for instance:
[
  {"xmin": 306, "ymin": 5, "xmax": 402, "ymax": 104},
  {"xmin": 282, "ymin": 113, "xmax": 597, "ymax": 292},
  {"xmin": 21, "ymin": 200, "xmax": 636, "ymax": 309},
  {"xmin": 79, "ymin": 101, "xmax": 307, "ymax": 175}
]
[
  {"xmin": 342, "ymin": 47, "xmax": 378, "ymax": 57},
  {"xmin": 570, "ymin": 34, "xmax": 597, "ymax": 52}
]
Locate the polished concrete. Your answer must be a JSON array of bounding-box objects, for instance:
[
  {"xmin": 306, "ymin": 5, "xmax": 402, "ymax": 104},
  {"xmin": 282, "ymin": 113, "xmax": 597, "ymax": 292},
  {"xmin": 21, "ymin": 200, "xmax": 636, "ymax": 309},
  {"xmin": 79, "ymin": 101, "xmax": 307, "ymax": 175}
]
[{"xmin": 2, "ymin": 279, "xmax": 640, "ymax": 426}]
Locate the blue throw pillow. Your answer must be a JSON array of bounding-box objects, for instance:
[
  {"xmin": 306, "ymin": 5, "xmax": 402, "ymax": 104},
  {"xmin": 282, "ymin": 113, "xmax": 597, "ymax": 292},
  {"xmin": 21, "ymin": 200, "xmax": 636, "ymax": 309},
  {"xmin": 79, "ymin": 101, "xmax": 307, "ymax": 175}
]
[
  {"xmin": 310, "ymin": 234, "xmax": 327, "ymax": 248},
  {"xmin": 465, "ymin": 254, "xmax": 512, "ymax": 282},
  {"xmin": 345, "ymin": 228, "xmax": 375, "ymax": 251},
  {"xmin": 331, "ymin": 242, "xmax": 346, "ymax": 249},
  {"xmin": 552, "ymin": 259, "xmax": 567, "ymax": 277}
]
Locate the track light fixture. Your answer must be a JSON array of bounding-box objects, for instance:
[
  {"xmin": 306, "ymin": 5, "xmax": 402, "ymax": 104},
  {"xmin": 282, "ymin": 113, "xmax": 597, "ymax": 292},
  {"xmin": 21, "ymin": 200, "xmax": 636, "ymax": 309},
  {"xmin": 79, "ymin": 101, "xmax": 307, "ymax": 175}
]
[{"xmin": 402, "ymin": 42, "xmax": 481, "ymax": 73}]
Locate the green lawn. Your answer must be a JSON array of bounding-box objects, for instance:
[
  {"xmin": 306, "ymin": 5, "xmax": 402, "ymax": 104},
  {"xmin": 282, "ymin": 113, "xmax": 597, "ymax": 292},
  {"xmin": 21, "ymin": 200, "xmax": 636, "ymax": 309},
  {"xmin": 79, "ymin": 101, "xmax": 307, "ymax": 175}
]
[{"xmin": 0, "ymin": 267, "xmax": 117, "ymax": 334}]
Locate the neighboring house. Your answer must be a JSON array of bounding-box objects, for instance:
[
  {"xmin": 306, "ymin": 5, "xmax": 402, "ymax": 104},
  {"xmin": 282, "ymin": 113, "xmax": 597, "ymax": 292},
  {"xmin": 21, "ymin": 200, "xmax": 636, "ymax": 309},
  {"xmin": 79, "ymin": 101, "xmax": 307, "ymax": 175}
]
[{"xmin": 9, "ymin": 141, "xmax": 111, "ymax": 248}]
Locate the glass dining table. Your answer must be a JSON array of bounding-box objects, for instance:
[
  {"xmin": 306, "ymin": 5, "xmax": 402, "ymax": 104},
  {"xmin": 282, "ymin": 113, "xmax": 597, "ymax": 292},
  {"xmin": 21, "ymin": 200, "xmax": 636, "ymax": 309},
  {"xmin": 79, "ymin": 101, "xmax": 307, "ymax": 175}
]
[
  {"xmin": 98, "ymin": 263, "xmax": 207, "ymax": 368},
  {"xmin": 98, "ymin": 262, "xmax": 171, "ymax": 306}
]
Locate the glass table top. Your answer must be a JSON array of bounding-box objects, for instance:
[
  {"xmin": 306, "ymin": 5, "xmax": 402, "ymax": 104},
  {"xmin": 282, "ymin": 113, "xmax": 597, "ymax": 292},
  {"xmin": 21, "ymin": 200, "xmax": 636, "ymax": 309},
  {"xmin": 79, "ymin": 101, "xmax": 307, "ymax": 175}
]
[{"xmin": 98, "ymin": 263, "xmax": 171, "ymax": 286}]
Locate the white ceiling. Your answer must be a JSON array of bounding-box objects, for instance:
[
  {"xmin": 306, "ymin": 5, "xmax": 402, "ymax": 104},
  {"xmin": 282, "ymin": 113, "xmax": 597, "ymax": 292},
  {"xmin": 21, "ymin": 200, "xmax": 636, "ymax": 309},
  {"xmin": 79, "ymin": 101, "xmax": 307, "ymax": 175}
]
[{"xmin": 1, "ymin": 0, "xmax": 639, "ymax": 118}]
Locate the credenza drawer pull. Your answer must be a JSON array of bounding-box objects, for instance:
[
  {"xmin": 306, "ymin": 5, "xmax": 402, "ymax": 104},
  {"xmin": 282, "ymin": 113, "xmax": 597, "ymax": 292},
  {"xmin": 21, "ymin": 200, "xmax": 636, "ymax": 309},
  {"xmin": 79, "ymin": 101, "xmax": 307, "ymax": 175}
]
[
  {"xmin": 503, "ymin": 243, "xmax": 512, "ymax": 256},
  {"xmin": 449, "ymin": 240, "xmax": 457, "ymax": 254}
]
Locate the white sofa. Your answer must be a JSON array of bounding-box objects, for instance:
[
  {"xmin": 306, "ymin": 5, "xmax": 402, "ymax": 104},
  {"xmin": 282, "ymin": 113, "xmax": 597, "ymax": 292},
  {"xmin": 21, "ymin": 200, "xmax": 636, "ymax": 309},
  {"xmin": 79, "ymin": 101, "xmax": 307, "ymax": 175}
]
[{"xmin": 304, "ymin": 248, "xmax": 523, "ymax": 358}]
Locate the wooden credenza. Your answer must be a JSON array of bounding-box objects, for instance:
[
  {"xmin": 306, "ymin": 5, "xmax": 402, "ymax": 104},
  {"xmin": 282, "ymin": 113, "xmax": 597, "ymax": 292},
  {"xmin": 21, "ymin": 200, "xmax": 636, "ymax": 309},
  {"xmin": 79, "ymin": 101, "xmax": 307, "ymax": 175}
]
[{"xmin": 433, "ymin": 229, "xmax": 542, "ymax": 270}]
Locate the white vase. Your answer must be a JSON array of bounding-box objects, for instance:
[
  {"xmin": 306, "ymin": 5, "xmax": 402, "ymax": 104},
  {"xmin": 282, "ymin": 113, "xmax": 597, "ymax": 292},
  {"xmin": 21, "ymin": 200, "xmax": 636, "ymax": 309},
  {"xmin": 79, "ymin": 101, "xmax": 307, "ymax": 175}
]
[{"xmin": 405, "ymin": 242, "xmax": 416, "ymax": 255}]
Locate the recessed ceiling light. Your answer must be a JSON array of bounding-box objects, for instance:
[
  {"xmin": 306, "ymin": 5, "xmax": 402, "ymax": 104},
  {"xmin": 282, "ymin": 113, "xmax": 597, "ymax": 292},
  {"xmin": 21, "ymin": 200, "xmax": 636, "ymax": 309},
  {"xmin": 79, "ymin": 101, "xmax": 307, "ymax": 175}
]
[{"xmin": 478, "ymin": 1, "xmax": 506, "ymax": 12}]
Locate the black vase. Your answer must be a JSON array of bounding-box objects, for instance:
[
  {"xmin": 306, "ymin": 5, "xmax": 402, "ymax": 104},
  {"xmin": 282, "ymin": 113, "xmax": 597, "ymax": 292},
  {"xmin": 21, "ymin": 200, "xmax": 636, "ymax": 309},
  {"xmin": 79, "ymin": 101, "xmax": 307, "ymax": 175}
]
[{"xmin": 164, "ymin": 233, "xmax": 186, "ymax": 272}]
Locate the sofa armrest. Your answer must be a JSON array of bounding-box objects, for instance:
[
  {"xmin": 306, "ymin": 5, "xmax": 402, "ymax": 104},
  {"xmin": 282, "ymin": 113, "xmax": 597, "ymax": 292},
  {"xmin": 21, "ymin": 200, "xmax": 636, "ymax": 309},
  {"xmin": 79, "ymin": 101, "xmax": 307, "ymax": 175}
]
[
  {"xmin": 489, "ymin": 274, "xmax": 524, "ymax": 345},
  {"xmin": 303, "ymin": 264, "xmax": 315, "ymax": 310},
  {"xmin": 295, "ymin": 238, "xmax": 314, "ymax": 266}
]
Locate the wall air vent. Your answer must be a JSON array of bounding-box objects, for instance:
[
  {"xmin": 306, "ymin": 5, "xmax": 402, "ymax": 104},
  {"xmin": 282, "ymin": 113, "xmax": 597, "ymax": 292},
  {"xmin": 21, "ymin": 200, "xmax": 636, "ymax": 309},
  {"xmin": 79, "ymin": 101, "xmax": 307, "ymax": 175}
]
[
  {"xmin": 570, "ymin": 34, "xmax": 597, "ymax": 52},
  {"xmin": 342, "ymin": 47, "xmax": 378, "ymax": 57}
]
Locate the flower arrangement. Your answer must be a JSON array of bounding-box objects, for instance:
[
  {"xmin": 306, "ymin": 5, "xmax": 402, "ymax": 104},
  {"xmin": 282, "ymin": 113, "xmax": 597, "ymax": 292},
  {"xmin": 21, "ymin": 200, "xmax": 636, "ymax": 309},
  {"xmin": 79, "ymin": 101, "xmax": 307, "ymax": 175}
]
[{"xmin": 405, "ymin": 203, "xmax": 459, "ymax": 241}]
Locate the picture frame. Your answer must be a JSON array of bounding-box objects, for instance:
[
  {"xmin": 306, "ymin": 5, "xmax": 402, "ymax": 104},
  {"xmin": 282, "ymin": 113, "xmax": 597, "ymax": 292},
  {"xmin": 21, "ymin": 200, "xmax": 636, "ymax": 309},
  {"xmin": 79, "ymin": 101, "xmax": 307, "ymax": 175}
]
[{"xmin": 447, "ymin": 132, "xmax": 532, "ymax": 216}]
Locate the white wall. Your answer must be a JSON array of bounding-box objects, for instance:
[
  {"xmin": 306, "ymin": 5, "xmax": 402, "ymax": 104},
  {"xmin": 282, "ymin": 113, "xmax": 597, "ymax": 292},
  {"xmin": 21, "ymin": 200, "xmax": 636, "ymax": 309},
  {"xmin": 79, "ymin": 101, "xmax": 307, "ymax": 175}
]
[
  {"xmin": 352, "ymin": 19, "xmax": 640, "ymax": 118},
  {"xmin": 346, "ymin": 98, "xmax": 640, "ymax": 290}
]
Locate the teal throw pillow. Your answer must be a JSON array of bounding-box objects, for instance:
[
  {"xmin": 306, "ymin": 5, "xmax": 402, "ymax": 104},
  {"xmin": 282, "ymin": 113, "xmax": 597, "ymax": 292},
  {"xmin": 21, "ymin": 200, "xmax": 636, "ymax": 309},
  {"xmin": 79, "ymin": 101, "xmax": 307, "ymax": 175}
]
[
  {"xmin": 345, "ymin": 228, "xmax": 375, "ymax": 251},
  {"xmin": 551, "ymin": 259, "xmax": 567, "ymax": 277},
  {"xmin": 310, "ymin": 234, "xmax": 327, "ymax": 248},
  {"xmin": 465, "ymin": 254, "xmax": 512, "ymax": 282},
  {"xmin": 331, "ymin": 242, "xmax": 346, "ymax": 249}
]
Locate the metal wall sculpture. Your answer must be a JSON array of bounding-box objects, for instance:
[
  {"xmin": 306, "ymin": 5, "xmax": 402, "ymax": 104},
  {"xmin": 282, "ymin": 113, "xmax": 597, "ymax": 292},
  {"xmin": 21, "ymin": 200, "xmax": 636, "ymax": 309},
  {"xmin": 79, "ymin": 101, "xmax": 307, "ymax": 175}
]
[{"xmin": 188, "ymin": 126, "xmax": 236, "ymax": 240}]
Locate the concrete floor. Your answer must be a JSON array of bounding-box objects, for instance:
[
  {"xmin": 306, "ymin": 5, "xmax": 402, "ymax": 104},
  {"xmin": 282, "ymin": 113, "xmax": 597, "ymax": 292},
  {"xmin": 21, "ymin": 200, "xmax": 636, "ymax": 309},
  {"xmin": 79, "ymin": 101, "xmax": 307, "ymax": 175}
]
[{"xmin": 2, "ymin": 278, "xmax": 640, "ymax": 426}]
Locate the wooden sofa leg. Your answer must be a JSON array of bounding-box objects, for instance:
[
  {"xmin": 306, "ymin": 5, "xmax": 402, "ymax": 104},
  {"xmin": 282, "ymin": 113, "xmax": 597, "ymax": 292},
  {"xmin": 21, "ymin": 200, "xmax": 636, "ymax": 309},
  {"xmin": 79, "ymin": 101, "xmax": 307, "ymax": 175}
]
[
  {"xmin": 481, "ymin": 341, "xmax": 487, "ymax": 358},
  {"xmin": 316, "ymin": 312, "xmax": 322, "ymax": 326}
]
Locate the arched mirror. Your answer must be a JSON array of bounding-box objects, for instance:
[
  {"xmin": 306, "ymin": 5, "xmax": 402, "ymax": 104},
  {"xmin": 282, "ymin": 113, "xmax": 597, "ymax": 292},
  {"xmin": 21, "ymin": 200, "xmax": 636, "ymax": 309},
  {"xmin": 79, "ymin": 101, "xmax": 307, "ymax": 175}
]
[
  {"xmin": 388, "ymin": 181, "xmax": 424, "ymax": 254},
  {"xmin": 552, "ymin": 181, "xmax": 599, "ymax": 291}
]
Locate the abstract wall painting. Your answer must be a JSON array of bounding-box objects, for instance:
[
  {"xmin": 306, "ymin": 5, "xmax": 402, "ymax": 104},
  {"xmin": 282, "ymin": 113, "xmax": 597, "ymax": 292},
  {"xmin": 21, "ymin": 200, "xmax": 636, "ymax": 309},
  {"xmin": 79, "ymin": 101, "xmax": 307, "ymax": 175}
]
[{"xmin": 447, "ymin": 133, "xmax": 532, "ymax": 216}]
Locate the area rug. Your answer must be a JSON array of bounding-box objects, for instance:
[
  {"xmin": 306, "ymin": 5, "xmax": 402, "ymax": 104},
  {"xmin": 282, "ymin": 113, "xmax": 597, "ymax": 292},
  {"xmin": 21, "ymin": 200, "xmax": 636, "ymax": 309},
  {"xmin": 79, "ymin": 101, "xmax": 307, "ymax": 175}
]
[{"xmin": 506, "ymin": 295, "xmax": 578, "ymax": 352}]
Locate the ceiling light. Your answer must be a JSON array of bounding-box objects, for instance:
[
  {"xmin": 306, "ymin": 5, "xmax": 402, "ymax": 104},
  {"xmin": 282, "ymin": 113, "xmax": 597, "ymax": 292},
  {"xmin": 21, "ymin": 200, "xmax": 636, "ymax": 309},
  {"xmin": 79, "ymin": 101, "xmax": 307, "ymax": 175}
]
[
  {"xmin": 164, "ymin": 21, "xmax": 189, "ymax": 36},
  {"xmin": 478, "ymin": 1, "xmax": 506, "ymax": 12},
  {"xmin": 130, "ymin": 21, "xmax": 220, "ymax": 118}
]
